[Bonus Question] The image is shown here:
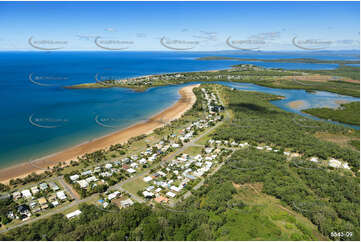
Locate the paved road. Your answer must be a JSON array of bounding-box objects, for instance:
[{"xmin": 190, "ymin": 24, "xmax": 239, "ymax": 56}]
[{"xmin": 56, "ymin": 176, "xmax": 80, "ymax": 201}]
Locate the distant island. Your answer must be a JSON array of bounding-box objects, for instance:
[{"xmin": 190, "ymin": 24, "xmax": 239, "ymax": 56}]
[
  {"xmin": 196, "ymin": 56, "xmax": 360, "ymax": 65},
  {"xmin": 66, "ymin": 63, "xmax": 360, "ymax": 98}
]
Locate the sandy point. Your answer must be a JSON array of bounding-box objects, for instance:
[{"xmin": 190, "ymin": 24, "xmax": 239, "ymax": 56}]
[
  {"xmin": 0, "ymin": 84, "xmax": 200, "ymax": 184},
  {"xmin": 287, "ymin": 100, "xmax": 307, "ymax": 109}
]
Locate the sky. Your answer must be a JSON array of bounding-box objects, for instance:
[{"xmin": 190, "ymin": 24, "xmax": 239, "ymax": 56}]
[{"xmin": 0, "ymin": 1, "xmax": 359, "ymax": 51}]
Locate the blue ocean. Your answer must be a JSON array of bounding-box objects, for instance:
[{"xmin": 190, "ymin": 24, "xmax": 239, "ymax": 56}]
[{"xmin": 0, "ymin": 51, "xmax": 359, "ymax": 168}]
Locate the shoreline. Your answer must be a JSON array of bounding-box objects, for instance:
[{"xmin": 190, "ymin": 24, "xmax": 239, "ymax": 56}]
[
  {"xmin": 0, "ymin": 84, "xmax": 199, "ymax": 184},
  {"xmin": 65, "ymin": 68, "xmax": 228, "ymax": 90}
]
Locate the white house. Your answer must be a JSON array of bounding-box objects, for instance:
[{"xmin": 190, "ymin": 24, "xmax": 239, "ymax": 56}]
[
  {"xmin": 194, "ymin": 154, "xmax": 202, "ymax": 161},
  {"xmin": 66, "ymin": 209, "xmax": 81, "ymax": 219},
  {"xmin": 139, "ymin": 158, "xmax": 147, "ymax": 164},
  {"xmin": 127, "ymin": 168, "xmax": 136, "ymax": 174},
  {"xmin": 239, "ymin": 142, "xmax": 248, "ymax": 147},
  {"xmin": 329, "ymin": 158, "xmax": 342, "ymax": 168},
  {"xmin": 100, "ymin": 171, "xmax": 112, "ymax": 177},
  {"xmin": 172, "ymin": 143, "xmax": 180, "ymax": 148},
  {"xmin": 81, "ymin": 170, "xmax": 92, "ymax": 176},
  {"xmin": 120, "ymin": 198, "xmax": 134, "ymax": 208},
  {"xmin": 70, "ymin": 174, "xmax": 80, "ymax": 181},
  {"xmin": 143, "ymin": 191, "xmax": 154, "ymax": 198},
  {"xmin": 143, "ymin": 176, "xmax": 153, "ymax": 182},
  {"xmin": 12, "ymin": 191, "xmax": 21, "ymax": 200},
  {"xmin": 170, "ymin": 186, "xmax": 181, "ymax": 192},
  {"xmin": 52, "ymin": 200, "xmax": 59, "ymax": 207},
  {"xmin": 166, "ymin": 191, "xmax": 176, "ymax": 198},
  {"xmin": 103, "ymin": 202, "xmax": 109, "ymax": 208},
  {"xmin": 177, "ymin": 157, "xmax": 187, "ymax": 162},
  {"xmin": 56, "ymin": 191, "xmax": 67, "ymax": 200},
  {"xmin": 157, "ymin": 171, "xmax": 166, "ymax": 177},
  {"xmin": 130, "ymin": 162, "xmax": 138, "ymax": 168},
  {"xmin": 21, "ymin": 189, "xmax": 32, "ymax": 199},
  {"xmin": 85, "ymin": 176, "xmax": 98, "ymax": 183},
  {"xmin": 342, "ymin": 163, "xmax": 351, "ymax": 170},
  {"xmin": 31, "ymin": 186, "xmax": 39, "ymax": 195},
  {"xmin": 310, "ymin": 157, "xmax": 319, "ymax": 163},
  {"xmin": 146, "ymin": 186, "xmax": 154, "ymax": 191},
  {"xmin": 77, "ymin": 180, "xmax": 89, "ymax": 188},
  {"xmin": 49, "ymin": 182, "xmax": 60, "ymax": 191},
  {"xmin": 108, "ymin": 191, "xmax": 120, "ymax": 200},
  {"xmin": 39, "ymin": 183, "xmax": 48, "ymax": 191},
  {"xmin": 205, "ymin": 148, "xmax": 213, "ymax": 154}
]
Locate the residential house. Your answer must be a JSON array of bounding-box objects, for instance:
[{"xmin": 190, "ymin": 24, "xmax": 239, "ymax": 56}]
[
  {"xmin": 39, "ymin": 183, "xmax": 48, "ymax": 191},
  {"xmin": 108, "ymin": 191, "xmax": 120, "ymax": 200},
  {"xmin": 143, "ymin": 176, "xmax": 153, "ymax": 182},
  {"xmin": 120, "ymin": 198, "xmax": 134, "ymax": 208},
  {"xmin": 38, "ymin": 197, "xmax": 48, "ymax": 210},
  {"xmin": 21, "ymin": 189, "xmax": 32, "ymax": 199},
  {"xmin": 30, "ymin": 186, "xmax": 39, "ymax": 195},
  {"xmin": 66, "ymin": 209, "xmax": 81, "ymax": 219},
  {"xmin": 56, "ymin": 191, "xmax": 67, "ymax": 200},
  {"xmin": 166, "ymin": 191, "xmax": 176, "ymax": 198},
  {"xmin": 127, "ymin": 168, "xmax": 136, "ymax": 174},
  {"xmin": 70, "ymin": 174, "xmax": 80, "ymax": 182},
  {"xmin": 77, "ymin": 180, "xmax": 89, "ymax": 188},
  {"xmin": 49, "ymin": 182, "xmax": 60, "ymax": 191}
]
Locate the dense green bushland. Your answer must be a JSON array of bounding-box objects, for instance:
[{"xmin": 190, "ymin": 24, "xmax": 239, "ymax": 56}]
[
  {"xmin": 0, "ymin": 175, "xmax": 322, "ymax": 241},
  {"xmin": 211, "ymin": 148, "xmax": 359, "ymax": 241},
  {"xmin": 1, "ymin": 148, "xmax": 355, "ymax": 240},
  {"xmin": 211, "ymin": 86, "xmax": 360, "ymax": 172}
]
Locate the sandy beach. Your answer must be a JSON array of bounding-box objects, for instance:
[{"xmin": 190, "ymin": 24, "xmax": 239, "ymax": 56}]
[
  {"xmin": 334, "ymin": 100, "xmax": 351, "ymax": 105},
  {"xmin": 0, "ymin": 84, "xmax": 199, "ymax": 184},
  {"xmin": 288, "ymin": 100, "xmax": 307, "ymax": 109}
]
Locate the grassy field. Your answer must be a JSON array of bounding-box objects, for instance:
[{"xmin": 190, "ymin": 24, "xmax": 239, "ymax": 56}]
[
  {"xmin": 216, "ymin": 183, "xmax": 327, "ymax": 241},
  {"xmin": 182, "ymin": 146, "xmax": 203, "ymax": 156},
  {"xmin": 315, "ymin": 132, "xmax": 360, "ymax": 152},
  {"xmin": 122, "ymin": 176, "xmax": 147, "ymax": 195}
]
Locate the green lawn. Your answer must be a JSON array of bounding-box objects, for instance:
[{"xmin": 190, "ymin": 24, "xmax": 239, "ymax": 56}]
[
  {"xmin": 122, "ymin": 176, "xmax": 148, "ymax": 195},
  {"xmin": 183, "ymin": 146, "xmax": 203, "ymax": 156}
]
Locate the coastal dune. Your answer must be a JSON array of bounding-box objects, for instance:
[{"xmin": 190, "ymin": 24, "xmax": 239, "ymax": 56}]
[{"xmin": 0, "ymin": 84, "xmax": 199, "ymax": 183}]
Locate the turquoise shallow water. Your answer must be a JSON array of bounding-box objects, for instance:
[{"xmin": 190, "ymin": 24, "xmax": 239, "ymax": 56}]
[{"xmin": 0, "ymin": 51, "xmax": 359, "ymax": 168}]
